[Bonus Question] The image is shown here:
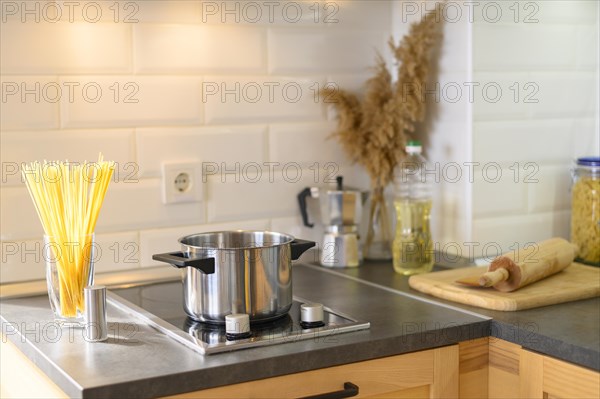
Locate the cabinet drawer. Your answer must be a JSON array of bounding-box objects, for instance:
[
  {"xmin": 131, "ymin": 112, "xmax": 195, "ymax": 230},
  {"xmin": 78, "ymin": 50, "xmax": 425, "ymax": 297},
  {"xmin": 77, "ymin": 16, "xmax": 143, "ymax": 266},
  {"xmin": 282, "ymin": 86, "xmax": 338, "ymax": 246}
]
[{"xmin": 166, "ymin": 345, "xmax": 458, "ymax": 398}]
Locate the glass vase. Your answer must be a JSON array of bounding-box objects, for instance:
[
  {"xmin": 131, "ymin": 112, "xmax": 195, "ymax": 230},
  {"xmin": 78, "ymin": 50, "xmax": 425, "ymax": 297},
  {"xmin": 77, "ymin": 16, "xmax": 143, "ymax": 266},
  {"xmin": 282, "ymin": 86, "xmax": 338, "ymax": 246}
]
[
  {"xmin": 364, "ymin": 186, "xmax": 393, "ymax": 260},
  {"xmin": 44, "ymin": 234, "xmax": 95, "ymax": 325}
]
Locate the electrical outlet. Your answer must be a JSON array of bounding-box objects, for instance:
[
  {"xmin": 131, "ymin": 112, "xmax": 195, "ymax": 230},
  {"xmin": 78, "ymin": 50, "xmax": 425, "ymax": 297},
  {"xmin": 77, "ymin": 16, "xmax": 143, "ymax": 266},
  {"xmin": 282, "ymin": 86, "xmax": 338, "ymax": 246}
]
[{"xmin": 161, "ymin": 162, "xmax": 203, "ymax": 204}]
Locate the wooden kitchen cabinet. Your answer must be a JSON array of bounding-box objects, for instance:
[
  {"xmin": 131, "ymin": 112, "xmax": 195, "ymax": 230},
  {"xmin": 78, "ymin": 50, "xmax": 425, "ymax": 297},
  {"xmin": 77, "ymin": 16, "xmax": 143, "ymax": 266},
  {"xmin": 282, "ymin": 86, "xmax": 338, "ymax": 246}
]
[
  {"xmin": 4, "ymin": 336, "xmax": 599, "ymax": 398},
  {"xmin": 520, "ymin": 348, "xmax": 600, "ymax": 398},
  {"xmin": 167, "ymin": 345, "xmax": 459, "ymax": 399},
  {"xmin": 486, "ymin": 338, "xmax": 600, "ymax": 399},
  {"xmin": 455, "ymin": 337, "xmax": 600, "ymax": 399}
]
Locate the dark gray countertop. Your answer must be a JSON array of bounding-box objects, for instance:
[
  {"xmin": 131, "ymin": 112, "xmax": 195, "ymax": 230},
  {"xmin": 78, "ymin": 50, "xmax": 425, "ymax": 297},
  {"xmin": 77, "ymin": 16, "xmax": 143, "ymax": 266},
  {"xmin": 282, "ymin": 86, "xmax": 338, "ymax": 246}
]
[
  {"xmin": 0, "ymin": 264, "xmax": 489, "ymax": 399},
  {"xmin": 320, "ymin": 260, "xmax": 600, "ymax": 371}
]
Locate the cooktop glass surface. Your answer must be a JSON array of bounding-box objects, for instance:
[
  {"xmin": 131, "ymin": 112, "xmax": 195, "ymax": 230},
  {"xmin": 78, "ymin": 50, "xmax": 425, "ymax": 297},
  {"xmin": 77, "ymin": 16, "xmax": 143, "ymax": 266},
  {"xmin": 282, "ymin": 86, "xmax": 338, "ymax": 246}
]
[{"xmin": 110, "ymin": 281, "xmax": 370, "ymax": 355}]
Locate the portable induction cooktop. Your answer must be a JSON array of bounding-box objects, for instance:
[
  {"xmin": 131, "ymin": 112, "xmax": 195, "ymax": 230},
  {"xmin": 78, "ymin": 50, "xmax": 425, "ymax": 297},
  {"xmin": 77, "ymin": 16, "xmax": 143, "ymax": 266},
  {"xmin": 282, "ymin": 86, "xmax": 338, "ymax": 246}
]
[{"xmin": 108, "ymin": 281, "xmax": 370, "ymax": 355}]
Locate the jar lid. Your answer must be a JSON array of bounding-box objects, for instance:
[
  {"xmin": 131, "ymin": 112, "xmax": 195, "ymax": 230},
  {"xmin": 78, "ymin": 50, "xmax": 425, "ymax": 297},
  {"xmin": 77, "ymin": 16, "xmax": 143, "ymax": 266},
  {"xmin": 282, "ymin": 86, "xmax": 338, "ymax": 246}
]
[{"xmin": 577, "ymin": 157, "xmax": 600, "ymax": 167}]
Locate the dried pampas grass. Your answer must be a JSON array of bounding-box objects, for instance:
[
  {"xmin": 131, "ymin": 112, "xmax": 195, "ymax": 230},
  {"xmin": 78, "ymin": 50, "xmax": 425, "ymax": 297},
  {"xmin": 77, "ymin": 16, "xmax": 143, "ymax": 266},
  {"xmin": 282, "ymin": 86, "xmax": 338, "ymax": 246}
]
[{"xmin": 322, "ymin": 2, "xmax": 444, "ymax": 189}]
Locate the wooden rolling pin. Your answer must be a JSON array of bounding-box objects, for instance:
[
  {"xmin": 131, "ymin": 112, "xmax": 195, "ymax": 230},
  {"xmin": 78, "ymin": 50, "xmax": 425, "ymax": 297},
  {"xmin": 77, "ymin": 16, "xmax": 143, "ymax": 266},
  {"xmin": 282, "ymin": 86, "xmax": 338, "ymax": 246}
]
[{"xmin": 458, "ymin": 238, "xmax": 579, "ymax": 292}]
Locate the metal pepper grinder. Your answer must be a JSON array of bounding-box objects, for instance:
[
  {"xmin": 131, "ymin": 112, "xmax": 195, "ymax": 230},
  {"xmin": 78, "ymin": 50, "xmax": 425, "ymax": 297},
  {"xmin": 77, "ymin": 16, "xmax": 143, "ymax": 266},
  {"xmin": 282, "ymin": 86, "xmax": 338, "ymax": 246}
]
[{"xmin": 297, "ymin": 176, "xmax": 368, "ymax": 268}]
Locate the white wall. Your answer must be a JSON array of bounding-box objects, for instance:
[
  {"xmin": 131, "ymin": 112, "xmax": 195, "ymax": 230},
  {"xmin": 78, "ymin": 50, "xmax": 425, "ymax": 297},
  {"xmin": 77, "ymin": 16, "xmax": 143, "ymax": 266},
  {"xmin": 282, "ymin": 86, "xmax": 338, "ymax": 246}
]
[
  {"xmin": 1, "ymin": 1, "xmax": 597, "ymax": 282},
  {"xmin": 0, "ymin": 0, "xmax": 390, "ymax": 283},
  {"xmin": 471, "ymin": 0, "xmax": 599, "ymax": 257},
  {"xmin": 392, "ymin": 0, "xmax": 473, "ymax": 255},
  {"xmin": 391, "ymin": 0, "xmax": 599, "ymax": 260}
]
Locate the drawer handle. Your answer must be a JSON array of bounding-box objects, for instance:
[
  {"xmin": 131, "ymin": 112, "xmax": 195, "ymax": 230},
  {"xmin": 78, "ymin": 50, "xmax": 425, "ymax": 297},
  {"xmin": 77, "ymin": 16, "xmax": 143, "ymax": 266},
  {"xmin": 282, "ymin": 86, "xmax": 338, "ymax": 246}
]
[{"xmin": 298, "ymin": 382, "xmax": 359, "ymax": 399}]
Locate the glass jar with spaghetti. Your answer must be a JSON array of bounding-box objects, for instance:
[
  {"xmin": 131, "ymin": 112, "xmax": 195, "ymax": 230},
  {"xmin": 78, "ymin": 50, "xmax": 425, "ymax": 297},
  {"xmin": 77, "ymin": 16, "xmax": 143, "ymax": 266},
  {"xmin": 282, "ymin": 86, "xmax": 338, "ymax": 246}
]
[
  {"xmin": 570, "ymin": 157, "xmax": 600, "ymax": 266},
  {"xmin": 22, "ymin": 156, "xmax": 114, "ymax": 325},
  {"xmin": 44, "ymin": 233, "xmax": 96, "ymax": 324}
]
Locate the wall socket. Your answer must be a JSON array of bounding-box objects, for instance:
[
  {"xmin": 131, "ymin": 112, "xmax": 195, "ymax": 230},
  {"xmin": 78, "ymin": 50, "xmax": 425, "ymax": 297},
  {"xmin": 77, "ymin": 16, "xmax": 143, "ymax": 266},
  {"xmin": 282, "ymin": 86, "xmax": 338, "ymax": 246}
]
[{"xmin": 161, "ymin": 162, "xmax": 203, "ymax": 204}]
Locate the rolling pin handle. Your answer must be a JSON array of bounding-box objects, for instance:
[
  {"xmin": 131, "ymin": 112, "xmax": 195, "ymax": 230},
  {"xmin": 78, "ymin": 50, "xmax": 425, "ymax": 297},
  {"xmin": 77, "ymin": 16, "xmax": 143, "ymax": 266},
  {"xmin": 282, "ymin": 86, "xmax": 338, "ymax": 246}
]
[{"xmin": 479, "ymin": 268, "xmax": 509, "ymax": 287}]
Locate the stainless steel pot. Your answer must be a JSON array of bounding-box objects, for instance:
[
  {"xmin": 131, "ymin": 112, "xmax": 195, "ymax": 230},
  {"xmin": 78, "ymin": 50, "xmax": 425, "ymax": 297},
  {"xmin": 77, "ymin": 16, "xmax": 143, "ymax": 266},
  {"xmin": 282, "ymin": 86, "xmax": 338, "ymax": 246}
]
[{"xmin": 152, "ymin": 231, "xmax": 315, "ymax": 324}]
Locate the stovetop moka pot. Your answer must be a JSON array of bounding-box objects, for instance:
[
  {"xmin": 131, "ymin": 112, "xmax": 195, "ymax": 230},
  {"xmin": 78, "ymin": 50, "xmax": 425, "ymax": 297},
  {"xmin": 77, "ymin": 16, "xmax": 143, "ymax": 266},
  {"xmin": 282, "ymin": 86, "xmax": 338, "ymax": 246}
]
[{"xmin": 298, "ymin": 177, "xmax": 368, "ymax": 268}]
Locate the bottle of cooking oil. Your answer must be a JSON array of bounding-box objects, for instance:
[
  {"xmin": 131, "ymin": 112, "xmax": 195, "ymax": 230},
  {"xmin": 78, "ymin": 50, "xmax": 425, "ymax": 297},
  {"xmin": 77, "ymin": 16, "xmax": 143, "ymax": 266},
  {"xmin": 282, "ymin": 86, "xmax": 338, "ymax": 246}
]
[{"xmin": 393, "ymin": 140, "xmax": 434, "ymax": 275}]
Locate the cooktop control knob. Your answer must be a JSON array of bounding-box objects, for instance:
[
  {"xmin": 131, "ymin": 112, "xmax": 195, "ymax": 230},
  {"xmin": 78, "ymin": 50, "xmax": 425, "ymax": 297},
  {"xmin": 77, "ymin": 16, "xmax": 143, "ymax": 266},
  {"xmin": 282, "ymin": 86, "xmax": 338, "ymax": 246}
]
[
  {"xmin": 225, "ymin": 314, "xmax": 252, "ymax": 340},
  {"xmin": 300, "ymin": 303, "xmax": 325, "ymax": 328}
]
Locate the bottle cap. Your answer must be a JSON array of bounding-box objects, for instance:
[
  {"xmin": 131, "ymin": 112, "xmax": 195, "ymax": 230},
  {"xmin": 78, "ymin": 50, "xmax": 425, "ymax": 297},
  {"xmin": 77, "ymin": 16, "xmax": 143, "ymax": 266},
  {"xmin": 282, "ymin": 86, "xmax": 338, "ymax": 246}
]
[
  {"xmin": 84, "ymin": 285, "xmax": 108, "ymax": 342},
  {"xmin": 406, "ymin": 140, "xmax": 422, "ymax": 154}
]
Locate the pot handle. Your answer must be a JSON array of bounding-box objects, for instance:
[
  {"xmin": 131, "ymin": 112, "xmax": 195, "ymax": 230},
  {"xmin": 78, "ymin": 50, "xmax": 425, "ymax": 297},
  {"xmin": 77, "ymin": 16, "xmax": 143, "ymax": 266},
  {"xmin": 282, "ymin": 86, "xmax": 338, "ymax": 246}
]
[
  {"xmin": 152, "ymin": 252, "xmax": 215, "ymax": 274},
  {"xmin": 290, "ymin": 239, "xmax": 316, "ymax": 261}
]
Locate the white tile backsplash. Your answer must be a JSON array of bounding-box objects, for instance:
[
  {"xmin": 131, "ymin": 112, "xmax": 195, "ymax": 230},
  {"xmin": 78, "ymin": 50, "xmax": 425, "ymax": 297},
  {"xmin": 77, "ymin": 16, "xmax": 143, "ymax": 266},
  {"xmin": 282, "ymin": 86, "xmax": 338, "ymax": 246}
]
[
  {"xmin": 528, "ymin": 164, "xmax": 572, "ymax": 213},
  {"xmin": 135, "ymin": 1, "xmax": 202, "ymax": 24},
  {"xmin": 471, "ymin": 0, "xmax": 597, "ymax": 26},
  {"xmin": 203, "ymin": 76, "xmax": 325, "ymax": 124},
  {"xmin": 472, "ymin": 210, "xmax": 571, "ymax": 259},
  {"xmin": 473, "ymin": 119, "xmax": 583, "ymax": 165},
  {"xmin": 196, "ymin": 0, "xmax": 334, "ymax": 26},
  {"xmin": 0, "ymin": 186, "xmax": 43, "ymax": 241},
  {"xmin": 534, "ymin": 0, "xmax": 598, "ymax": 25},
  {"xmin": 472, "ymin": 72, "xmax": 532, "ymax": 121},
  {"xmin": 473, "ymin": 24, "xmax": 578, "ymax": 71},
  {"xmin": 1, "ymin": 0, "xmax": 597, "ymax": 283},
  {"xmin": 97, "ymin": 179, "xmax": 205, "ymax": 233},
  {"xmin": 268, "ymin": 121, "xmax": 349, "ymax": 167},
  {"xmin": 134, "ymin": 25, "xmax": 266, "ymax": 73},
  {"xmin": 572, "ymin": 118, "xmax": 600, "ymax": 158},
  {"xmin": 470, "ymin": 0, "xmax": 598, "ymax": 249},
  {"xmin": 472, "ymin": 170, "xmax": 528, "ymax": 218},
  {"xmin": 268, "ymin": 28, "xmax": 387, "ymax": 74},
  {"xmin": 0, "ymin": 129, "xmax": 135, "ymax": 186},
  {"xmin": 1, "ymin": 239, "xmax": 46, "ymax": 283},
  {"xmin": 528, "ymin": 72, "xmax": 597, "ymax": 118},
  {"xmin": 325, "ymin": 74, "xmax": 371, "ymax": 96},
  {"xmin": 576, "ymin": 26, "xmax": 600, "ymax": 70},
  {"xmin": 0, "ymin": 76, "xmax": 60, "ymax": 130},
  {"xmin": 136, "ymin": 125, "xmax": 267, "ymax": 178},
  {"xmin": 327, "ymin": 1, "xmax": 392, "ymax": 30},
  {"xmin": 205, "ymin": 169, "xmax": 317, "ymax": 223},
  {"xmin": 173, "ymin": 0, "xmax": 391, "ymax": 28},
  {"xmin": 60, "ymin": 76, "xmax": 204, "ymax": 128},
  {"xmin": 3, "ymin": 2, "xmax": 396, "ymax": 284},
  {"xmin": 0, "ymin": 22, "xmax": 131, "ymax": 74}
]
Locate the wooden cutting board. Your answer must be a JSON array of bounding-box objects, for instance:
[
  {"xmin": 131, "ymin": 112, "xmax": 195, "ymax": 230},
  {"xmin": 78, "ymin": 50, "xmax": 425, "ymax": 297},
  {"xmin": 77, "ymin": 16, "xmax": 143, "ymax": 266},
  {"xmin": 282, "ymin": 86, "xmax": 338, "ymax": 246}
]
[{"xmin": 408, "ymin": 263, "xmax": 600, "ymax": 311}]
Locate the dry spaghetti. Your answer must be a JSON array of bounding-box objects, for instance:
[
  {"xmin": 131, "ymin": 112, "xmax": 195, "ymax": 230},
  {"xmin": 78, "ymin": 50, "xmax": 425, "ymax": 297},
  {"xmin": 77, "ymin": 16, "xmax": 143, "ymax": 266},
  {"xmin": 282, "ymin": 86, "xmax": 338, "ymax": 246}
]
[{"xmin": 22, "ymin": 154, "xmax": 115, "ymax": 318}]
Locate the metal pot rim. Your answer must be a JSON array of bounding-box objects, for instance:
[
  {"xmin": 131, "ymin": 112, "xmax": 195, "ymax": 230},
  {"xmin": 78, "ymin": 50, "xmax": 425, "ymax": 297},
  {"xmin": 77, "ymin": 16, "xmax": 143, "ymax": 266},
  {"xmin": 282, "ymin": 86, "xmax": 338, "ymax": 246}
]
[{"xmin": 178, "ymin": 230, "xmax": 296, "ymax": 251}]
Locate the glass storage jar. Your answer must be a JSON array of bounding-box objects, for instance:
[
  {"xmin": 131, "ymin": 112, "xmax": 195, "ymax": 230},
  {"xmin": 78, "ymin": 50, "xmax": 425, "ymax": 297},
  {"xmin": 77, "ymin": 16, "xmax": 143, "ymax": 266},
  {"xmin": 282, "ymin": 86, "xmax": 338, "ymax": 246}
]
[{"xmin": 570, "ymin": 157, "xmax": 600, "ymax": 266}]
